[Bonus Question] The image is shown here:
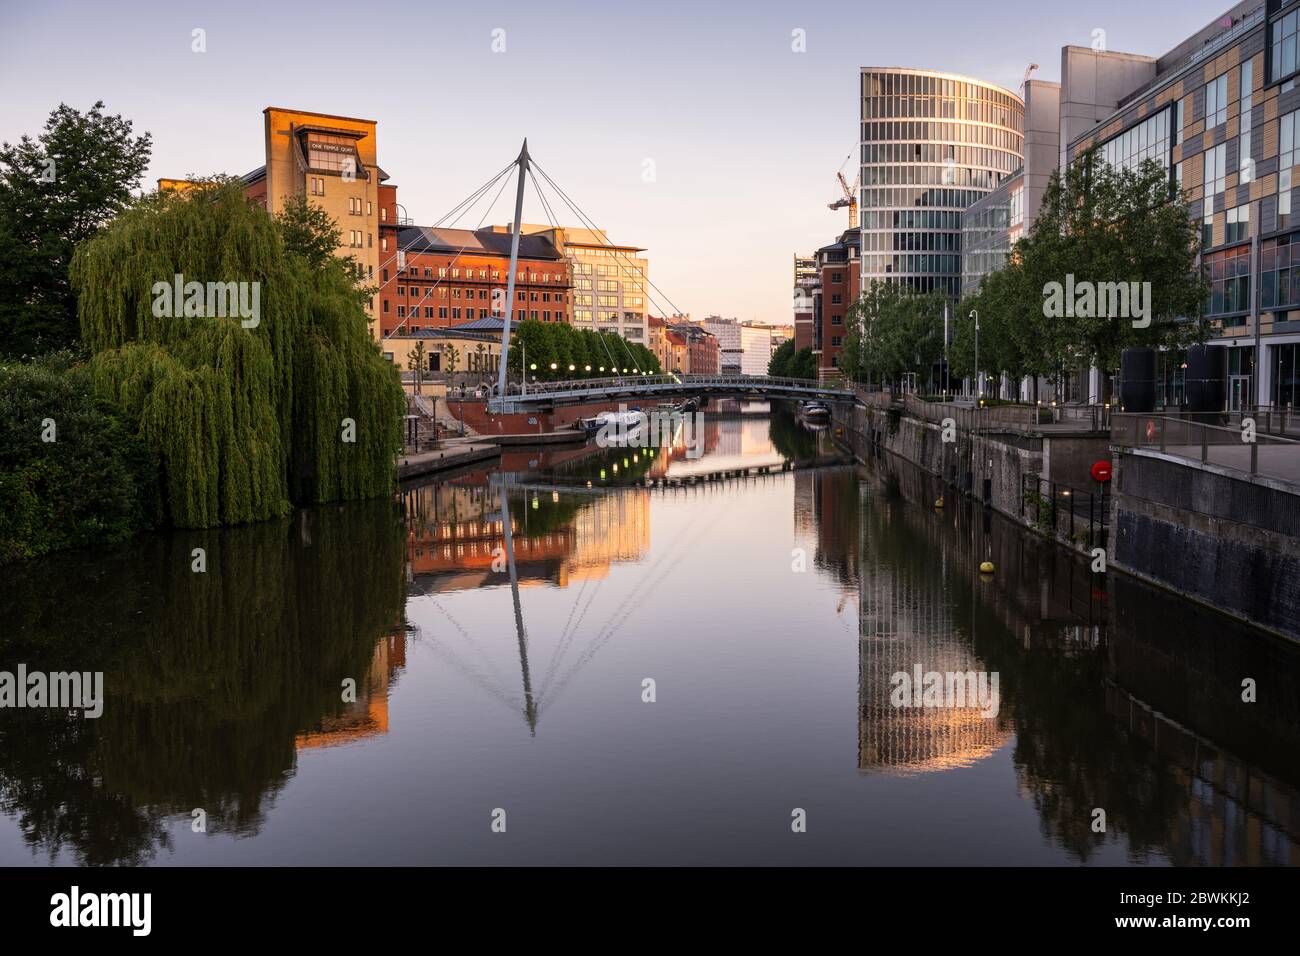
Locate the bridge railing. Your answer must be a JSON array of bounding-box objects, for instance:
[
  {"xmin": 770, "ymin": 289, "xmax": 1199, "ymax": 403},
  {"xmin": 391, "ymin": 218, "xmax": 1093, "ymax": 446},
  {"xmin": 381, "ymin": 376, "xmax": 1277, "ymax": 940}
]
[{"xmin": 502, "ymin": 373, "xmax": 854, "ymax": 399}]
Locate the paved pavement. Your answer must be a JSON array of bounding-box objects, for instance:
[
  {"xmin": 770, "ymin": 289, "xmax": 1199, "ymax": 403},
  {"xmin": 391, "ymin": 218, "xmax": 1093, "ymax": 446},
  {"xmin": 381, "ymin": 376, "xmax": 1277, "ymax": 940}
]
[
  {"xmin": 1140, "ymin": 442, "xmax": 1300, "ymax": 485},
  {"xmin": 397, "ymin": 442, "xmax": 500, "ymax": 481}
]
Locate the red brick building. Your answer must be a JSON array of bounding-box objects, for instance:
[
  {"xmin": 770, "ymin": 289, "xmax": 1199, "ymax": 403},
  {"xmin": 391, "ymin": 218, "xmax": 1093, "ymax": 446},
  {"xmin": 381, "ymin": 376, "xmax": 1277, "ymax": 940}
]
[
  {"xmin": 375, "ymin": 185, "xmax": 571, "ymax": 337},
  {"xmin": 812, "ymin": 228, "xmax": 861, "ymax": 381}
]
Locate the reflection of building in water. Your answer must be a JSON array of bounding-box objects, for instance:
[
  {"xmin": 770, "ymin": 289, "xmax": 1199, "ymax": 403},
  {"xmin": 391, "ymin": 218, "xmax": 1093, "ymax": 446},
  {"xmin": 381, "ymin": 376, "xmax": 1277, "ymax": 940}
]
[
  {"xmin": 857, "ymin": 483, "xmax": 1009, "ymax": 774},
  {"xmin": 793, "ymin": 471, "xmax": 816, "ymax": 543},
  {"xmin": 1105, "ymin": 685, "xmax": 1300, "ymax": 865},
  {"xmin": 401, "ymin": 480, "xmax": 649, "ymax": 590},
  {"xmin": 564, "ymin": 492, "xmax": 649, "ymax": 583},
  {"xmin": 296, "ymin": 629, "xmax": 407, "ymax": 749}
]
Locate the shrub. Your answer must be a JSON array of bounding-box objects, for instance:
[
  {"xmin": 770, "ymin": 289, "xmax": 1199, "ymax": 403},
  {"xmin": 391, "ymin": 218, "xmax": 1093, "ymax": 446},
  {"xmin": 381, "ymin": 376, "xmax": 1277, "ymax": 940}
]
[{"xmin": 0, "ymin": 355, "xmax": 157, "ymax": 563}]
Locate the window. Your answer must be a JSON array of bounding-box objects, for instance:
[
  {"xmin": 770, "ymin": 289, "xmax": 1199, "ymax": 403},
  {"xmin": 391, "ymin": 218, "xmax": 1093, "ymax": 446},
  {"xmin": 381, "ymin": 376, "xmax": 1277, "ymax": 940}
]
[
  {"xmin": 1202, "ymin": 211, "xmax": 1214, "ymax": 249},
  {"xmin": 1204, "ymin": 143, "xmax": 1226, "ymax": 197},
  {"xmin": 1283, "ymin": 110, "xmax": 1300, "ymax": 173},
  {"xmin": 1206, "ymin": 245, "xmax": 1250, "ymax": 315},
  {"xmin": 1272, "ymin": 8, "xmax": 1300, "ymax": 82},
  {"xmin": 1099, "ymin": 108, "xmax": 1171, "ymax": 172},
  {"xmin": 1226, "ymin": 205, "xmax": 1249, "ymax": 244},
  {"xmin": 1240, "ymin": 130, "xmax": 1253, "ymax": 183},
  {"xmin": 1241, "ymin": 59, "xmax": 1253, "ymax": 116},
  {"xmin": 1263, "ymin": 232, "xmax": 1300, "ymax": 310},
  {"xmin": 1174, "ymin": 99, "xmax": 1184, "ymax": 146},
  {"xmin": 1281, "ymin": 169, "xmax": 1294, "ymax": 231},
  {"xmin": 396, "ymin": 306, "xmax": 406, "ymax": 318},
  {"xmin": 1205, "ymin": 74, "xmax": 1228, "ymax": 129}
]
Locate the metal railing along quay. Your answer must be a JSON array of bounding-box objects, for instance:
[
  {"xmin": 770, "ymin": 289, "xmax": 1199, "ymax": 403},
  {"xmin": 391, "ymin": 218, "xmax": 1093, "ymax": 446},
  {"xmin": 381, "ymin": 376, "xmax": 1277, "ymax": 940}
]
[
  {"xmin": 1110, "ymin": 412, "xmax": 1300, "ymax": 482},
  {"xmin": 857, "ymin": 390, "xmax": 1112, "ymax": 433}
]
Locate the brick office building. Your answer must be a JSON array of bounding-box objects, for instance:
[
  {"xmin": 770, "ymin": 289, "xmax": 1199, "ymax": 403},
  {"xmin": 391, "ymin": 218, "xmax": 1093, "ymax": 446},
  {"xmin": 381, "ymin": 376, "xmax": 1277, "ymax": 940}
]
[{"xmin": 811, "ymin": 228, "xmax": 862, "ymax": 380}]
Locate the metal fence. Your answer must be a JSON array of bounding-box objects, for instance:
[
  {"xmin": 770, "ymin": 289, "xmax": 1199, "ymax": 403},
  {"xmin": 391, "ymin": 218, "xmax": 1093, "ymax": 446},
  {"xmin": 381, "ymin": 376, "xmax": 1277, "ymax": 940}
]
[
  {"xmin": 1021, "ymin": 474, "xmax": 1109, "ymax": 551},
  {"xmin": 857, "ymin": 391, "xmax": 1110, "ymax": 432},
  {"xmin": 1110, "ymin": 412, "xmax": 1300, "ymax": 481}
]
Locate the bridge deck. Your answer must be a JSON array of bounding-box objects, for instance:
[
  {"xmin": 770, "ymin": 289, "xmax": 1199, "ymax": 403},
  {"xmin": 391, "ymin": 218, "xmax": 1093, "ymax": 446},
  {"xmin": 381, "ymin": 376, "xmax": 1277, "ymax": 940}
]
[{"xmin": 489, "ymin": 374, "xmax": 853, "ymax": 411}]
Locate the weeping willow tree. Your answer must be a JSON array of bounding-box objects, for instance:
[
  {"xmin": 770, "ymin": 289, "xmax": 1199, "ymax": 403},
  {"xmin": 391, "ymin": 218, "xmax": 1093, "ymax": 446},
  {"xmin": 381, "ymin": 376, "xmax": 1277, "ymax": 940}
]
[{"xmin": 70, "ymin": 183, "xmax": 403, "ymax": 528}]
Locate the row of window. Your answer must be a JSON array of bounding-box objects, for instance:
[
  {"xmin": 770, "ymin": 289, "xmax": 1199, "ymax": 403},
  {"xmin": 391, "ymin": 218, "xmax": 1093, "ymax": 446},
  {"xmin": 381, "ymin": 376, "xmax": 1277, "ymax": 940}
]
[
  {"xmin": 383, "ymin": 262, "xmax": 565, "ymax": 283},
  {"xmin": 862, "ymin": 121, "xmax": 1022, "ymax": 153},
  {"xmin": 861, "ymin": 230, "xmax": 961, "ymax": 252},
  {"xmin": 861, "ymin": 187, "xmax": 989, "ymax": 210},
  {"xmin": 861, "ymin": 94, "xmax": 1019, "ymax": 129},
  {"xmin": 862, "ymin": 253, "xmax": 961, "ymax": 276},
  {"xmin": 862, "ymin": 164, "xmax": 1007, "ymax": 189},
  {"xmin": 391, "ymin": 286, "xmax": 567, "ymax": 304},
  {"xmin": 860, "ymin": 210, "xmax": 964, "ymax": 231},
  {"xmin": 861, "ymin": 143, "xmax": 1020, "ymax": 172},
  {"xmin": 388, "ymin": 305, "xmax": 564, "ymax": 322},
  {"xmin": 861, "ymin": 72, "xmax": 1020, "ymax": 112}
]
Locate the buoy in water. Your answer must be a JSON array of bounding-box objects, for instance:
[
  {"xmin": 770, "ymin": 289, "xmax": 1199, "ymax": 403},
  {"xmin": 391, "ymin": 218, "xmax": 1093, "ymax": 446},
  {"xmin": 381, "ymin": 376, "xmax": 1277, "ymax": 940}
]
[{"xmin": 979, "ymin": 560, "xmax": 995, "ymax": 575}]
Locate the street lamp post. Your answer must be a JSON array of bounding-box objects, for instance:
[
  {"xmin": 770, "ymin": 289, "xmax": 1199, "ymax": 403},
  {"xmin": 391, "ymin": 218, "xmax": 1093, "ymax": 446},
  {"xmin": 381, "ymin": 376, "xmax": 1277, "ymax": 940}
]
[{"xmin": 971, "ymin": 309, "xmax": 980, "ymax": 400}]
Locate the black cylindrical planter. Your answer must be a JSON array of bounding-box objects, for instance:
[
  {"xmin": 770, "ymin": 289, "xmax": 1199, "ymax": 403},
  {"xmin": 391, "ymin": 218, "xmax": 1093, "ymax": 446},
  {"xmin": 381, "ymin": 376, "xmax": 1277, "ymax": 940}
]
[
  {"xmin": 1120, "ymin": 347, "xmax": 1156, "ymax": 412},
  {"xmin": 1185, "ymin": 344, "xmax": 1227, "ymax": 414}
]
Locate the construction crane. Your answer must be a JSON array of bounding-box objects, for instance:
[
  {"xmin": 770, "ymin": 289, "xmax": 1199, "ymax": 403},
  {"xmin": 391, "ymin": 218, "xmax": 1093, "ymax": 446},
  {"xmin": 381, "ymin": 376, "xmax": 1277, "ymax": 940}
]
[{"xmin": 828, "ymin": 152, "xmax": 859, "ymax": 228}]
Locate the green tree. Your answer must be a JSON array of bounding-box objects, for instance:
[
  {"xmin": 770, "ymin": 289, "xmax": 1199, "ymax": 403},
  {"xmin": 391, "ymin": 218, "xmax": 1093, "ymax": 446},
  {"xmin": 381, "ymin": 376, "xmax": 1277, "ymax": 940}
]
[
  {"xmin": 0, "ymin": 353, "xmax": 157, "ymax": 563},
  {"xmin": 1019, "ymin": 150, "xmax": 1206, "ymax": 379},
  {"xmin": 769, "ymin": 338, "xmax": 795, "ymax": 377},
  {"xmin": 71, "ymin": 181, "xmax": 404, "ymax": 528},
  {"xmin": 407, "ymin": 340, "xmax": 427, "ymax": 393},
  {"xmin": 789, "ymin": 347, "xmax": 818, "ymax": 380},
  {"xmin": 0, "ymin": 102, "xmax": 152, "ymax": 357}
]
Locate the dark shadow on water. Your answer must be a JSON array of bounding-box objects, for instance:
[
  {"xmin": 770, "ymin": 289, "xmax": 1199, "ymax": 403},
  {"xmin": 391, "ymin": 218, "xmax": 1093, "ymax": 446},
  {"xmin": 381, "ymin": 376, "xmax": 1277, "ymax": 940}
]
[{"xmin": 0, "ymin": 499, "xmax": 408, "ymax": 865}]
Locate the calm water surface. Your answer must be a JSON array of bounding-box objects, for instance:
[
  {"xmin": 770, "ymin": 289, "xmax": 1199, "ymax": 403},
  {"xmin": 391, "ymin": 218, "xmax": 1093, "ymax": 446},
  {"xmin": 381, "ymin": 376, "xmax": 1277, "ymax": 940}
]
[{"xmin": 1, "ymin": 411, "xmax": 1297, "ymax": 865}]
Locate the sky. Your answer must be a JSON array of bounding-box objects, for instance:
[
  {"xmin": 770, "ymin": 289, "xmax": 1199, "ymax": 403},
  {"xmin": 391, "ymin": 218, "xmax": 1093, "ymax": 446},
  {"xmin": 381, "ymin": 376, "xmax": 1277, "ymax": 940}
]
[{"xmin": 1, "ymin": 0, "xmax": 1235, "ymax": 325}]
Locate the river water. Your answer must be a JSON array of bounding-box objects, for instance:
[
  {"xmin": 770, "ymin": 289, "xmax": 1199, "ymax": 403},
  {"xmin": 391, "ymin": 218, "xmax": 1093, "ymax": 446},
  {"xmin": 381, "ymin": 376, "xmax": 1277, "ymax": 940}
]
[{"xmin": 1, "ymin": 410, "xmax": 1297, "ymax": 865}]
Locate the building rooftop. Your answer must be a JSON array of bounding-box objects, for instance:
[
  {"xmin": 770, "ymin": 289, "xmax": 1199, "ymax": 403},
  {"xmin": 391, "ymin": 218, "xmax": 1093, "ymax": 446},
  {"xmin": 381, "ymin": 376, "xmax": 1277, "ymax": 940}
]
[{"xmin": 397, "ymin": 226, "xmax": 566, "ymax": 260}]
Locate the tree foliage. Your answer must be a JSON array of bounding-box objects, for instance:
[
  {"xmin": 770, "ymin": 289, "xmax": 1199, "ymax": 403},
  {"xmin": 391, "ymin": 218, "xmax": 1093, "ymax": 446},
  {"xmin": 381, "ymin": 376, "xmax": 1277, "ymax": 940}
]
[
  {"xmin": 505, "ymin": 319, "xmax": 659, "ymax": 380},
  {"xmin": 70, "ymin": 182, "xmax": 404, "ymax": 529},
  {"xmin": 768, "ymin": 339, "xmax": 816, "ymax": 379},
  {"xmin": 0, "ymin": 101, "xmax": 152, "ymax": 357},
  {"xmin": 0, "ymin": 352, "xmax": 157, "ymax": 562},
  {"xmin": 841, "ymin": 281, "xmax": 946, "ymax": 388},
  {"xmin": 953, "ymin": 151, "xmax": 1207, "ymax": 391}
]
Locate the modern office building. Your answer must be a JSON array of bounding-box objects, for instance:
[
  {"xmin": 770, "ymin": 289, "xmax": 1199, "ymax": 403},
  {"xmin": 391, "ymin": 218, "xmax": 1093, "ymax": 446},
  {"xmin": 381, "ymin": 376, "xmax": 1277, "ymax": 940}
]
[
  {"xmin": 739, "ymin": 324, "xmax": 773, "ymax": 375},
  {"xmin": 495, "ymin": 225, "xmax": 651, "ymax": 346},
  {"xmin": 1062, "ymin": 0, "xmax": 1293, "ymax": 408},
  {"xmin": 860, "ymin": 68, "xmax": 1025, "ymax": 299},
  {"xmin": 702, "ymin": 318, "xmax": 743, "ymax": 373},
  {"xmin": 794, "ymin": 253, "xmax": 819, "ymax": 352},
  {"xmin": 961, "ymin": 79, "xmax": 1061, "ymax": 295}
]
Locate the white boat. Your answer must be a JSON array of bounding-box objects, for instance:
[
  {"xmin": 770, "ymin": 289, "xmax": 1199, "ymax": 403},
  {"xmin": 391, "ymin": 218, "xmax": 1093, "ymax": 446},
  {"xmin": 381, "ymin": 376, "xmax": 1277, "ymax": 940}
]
[{"xmin": 799, "ymin": 401, "xmax": 831, "ymax": 422}]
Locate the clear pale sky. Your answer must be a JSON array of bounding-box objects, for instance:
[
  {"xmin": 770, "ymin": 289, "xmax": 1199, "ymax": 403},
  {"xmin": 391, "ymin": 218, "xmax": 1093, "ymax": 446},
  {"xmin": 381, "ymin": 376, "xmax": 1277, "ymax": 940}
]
[{"xmin": 1, "ymin": 0, "xmax": 1234, "ymax": 324}]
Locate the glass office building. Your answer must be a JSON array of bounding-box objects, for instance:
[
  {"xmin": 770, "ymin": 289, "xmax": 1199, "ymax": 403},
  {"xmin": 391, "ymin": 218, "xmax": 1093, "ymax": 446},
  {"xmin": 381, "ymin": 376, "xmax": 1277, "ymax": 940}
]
[{"xmin": 860, "ymin": 68, "xmax": 1024, "ymax": 298}]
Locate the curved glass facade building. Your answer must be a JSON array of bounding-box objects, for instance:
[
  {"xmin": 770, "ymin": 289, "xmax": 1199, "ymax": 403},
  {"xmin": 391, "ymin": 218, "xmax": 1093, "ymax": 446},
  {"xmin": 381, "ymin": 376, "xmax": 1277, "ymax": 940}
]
[{"xmin": 860, "ymin": 68, "xmax": 1024, "ymax": 298}]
